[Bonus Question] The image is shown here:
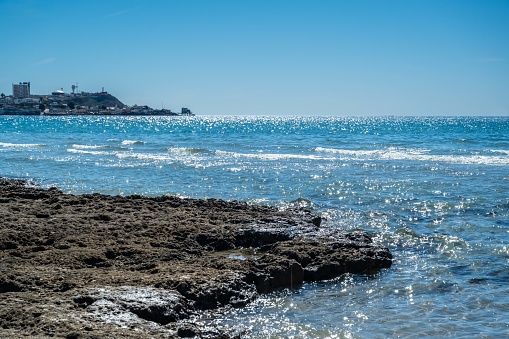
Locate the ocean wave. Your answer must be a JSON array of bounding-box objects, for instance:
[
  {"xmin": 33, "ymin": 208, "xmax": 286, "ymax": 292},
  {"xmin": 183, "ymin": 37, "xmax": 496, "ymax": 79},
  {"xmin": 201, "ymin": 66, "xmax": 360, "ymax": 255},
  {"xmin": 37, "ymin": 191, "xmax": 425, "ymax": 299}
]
[
  {"xmin": 72, "ymin": 144, "xmax": 134, "ymax": 152},
  {"xmin": 67, "ymin": 148, "xmax": 113, "ymax": 156},
  {"xmin": 315, "ymin": 147, "xmax": 509, "ymax": 166},
  {"xmin": 121, "ymin": 140, "xmax": 145, "ymax": 145},
  {"xmin": 215, "ymin": 150, "xmax": 327, "ymax": 161},
  {"xmin": 490, "ymin": 149, "xmax": 509, "ymax": 155},
  {"xmin": 114, "ymin": 152, "xmax": 215, "ymax": 169},
  {"xmin": 167, "ymin": 147, "xmax": 211, "ymax": 155},
  {"xmin": 116, "ymin": 152, "xmax": 173, "ymax": 161},
  {"xmin": 72, "ymin": 144, "xmax": 109, "ymax": 149},
  {"xmin": 65, "ymin": 148, "xmax": 208, "ymax": 168},
  {"xmin": 0, "ymin": 142, "xmax": 46, "ymax": 148}
]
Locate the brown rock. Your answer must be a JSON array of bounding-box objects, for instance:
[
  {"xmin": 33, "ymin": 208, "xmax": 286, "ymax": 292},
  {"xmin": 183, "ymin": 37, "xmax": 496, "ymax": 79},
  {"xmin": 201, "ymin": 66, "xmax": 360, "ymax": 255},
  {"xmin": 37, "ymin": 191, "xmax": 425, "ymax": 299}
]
[{"xmin": 0, "ymin": 178, "xmax": 392, "ymax": 337}]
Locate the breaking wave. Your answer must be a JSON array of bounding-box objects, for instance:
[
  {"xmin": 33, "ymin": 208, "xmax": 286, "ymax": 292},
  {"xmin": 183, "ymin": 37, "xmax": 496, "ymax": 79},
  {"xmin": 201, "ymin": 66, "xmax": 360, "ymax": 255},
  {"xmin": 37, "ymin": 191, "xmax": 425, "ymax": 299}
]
[
  {"xmin": 0, "ymin": 142, "xmax": 46, "ymax": 148},
  {"xmin": 215, "ymin": 150, "xmax": 327, "ymax": 161},
  {"xmin": 166, "ymin": 147, "xmax": 211, "ymax": 154},
  {"xmin": 315, "ymin": 147, "xmax": 509, "ymax": 166},
  {"xmin": 121, "ymin": 140, "xmax": 145, "ymax": 145}
]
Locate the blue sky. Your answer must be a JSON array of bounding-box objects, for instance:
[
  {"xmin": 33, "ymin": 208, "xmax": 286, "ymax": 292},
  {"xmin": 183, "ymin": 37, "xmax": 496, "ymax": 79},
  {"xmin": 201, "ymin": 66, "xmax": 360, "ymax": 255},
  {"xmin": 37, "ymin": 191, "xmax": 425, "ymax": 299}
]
[{"xmin": 1, "ymin": 0, "xmax": 508, "ymax": 115}]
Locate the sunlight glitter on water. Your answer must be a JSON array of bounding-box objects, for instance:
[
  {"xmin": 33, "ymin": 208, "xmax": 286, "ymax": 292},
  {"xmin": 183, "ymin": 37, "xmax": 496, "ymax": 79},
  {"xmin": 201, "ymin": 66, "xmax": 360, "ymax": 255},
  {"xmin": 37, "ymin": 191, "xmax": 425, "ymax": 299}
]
[{"xmin": 1, "ymin": 116, "xmax": 509, "ymax": 337}]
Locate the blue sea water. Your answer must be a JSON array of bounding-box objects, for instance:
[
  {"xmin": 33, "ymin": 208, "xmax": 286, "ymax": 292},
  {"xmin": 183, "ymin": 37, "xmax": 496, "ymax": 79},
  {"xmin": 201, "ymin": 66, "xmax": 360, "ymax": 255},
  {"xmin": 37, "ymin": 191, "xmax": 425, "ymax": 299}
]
[{"xmin": 1, "ymin": 116, "xmax": 508, "ymax": 338}]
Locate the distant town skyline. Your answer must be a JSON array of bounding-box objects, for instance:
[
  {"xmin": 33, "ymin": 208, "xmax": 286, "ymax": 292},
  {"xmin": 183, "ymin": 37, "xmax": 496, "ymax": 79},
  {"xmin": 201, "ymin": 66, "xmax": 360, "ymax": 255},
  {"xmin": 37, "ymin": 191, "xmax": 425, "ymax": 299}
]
[
  {"xmin": 1, "ymin": 81, "xmax": 194, "ymax": 116},
  {"xmin": 1, "ymin": 0, "xmax": 508, "ymax": 116}
]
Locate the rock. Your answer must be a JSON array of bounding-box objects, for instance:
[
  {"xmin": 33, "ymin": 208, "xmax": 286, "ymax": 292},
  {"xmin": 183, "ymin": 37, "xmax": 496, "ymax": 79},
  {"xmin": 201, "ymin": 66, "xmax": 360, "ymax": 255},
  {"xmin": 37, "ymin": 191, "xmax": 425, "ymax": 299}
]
[
  {"xmin": 268, "ymin": 231, "xmax": 392, "ymax": 282},
  {"xmin": 75, "ymin": 286, "xmax": 192, "ymax": 326},
  {"xmin": 176, "ymin": 322, "xmax": 238, "ymax": 339},
  {"xmin": 246, "ymin": 254, "xmax": 305, "ymax": 293},
  {"xmin": 172, "ymin": 274, "xmax": 258, "ymax": 310},
  {"xmin": 234, "ymin": 213, "xmax": 321, "ymax": 248},
  {"xmin": 0, "ymin": 178, "xmax": 392, "ymax": 337}
]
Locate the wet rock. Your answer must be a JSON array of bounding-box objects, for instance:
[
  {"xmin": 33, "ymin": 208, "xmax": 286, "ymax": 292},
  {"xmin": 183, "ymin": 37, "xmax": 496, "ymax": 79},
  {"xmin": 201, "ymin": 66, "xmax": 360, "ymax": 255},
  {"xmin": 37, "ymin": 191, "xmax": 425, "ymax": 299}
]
[
  {"xmin": 0, "ymin": 279, "xmax": 23, "ymax": 293},
  {"xmin": 176, "ymin": 322, "xmax": 238, "ymax": 339},
  {"xmin": 268, "ymin": 231, "xmax": 393, "ymax": 282},
  {"xmin": 250, "ymin": 256, "xmax": 305, "ymax": 293},
  {"xmin": 174, "ymin": 274, "xmax": 258, "ymax": 310},
  {"xmin": 234, "ymin": 213, "xmax": 320, "ymax": 248},
  {"xmin": 0, "ymin": 178, "xmax": 392, "ymax": 337},
  {"xmin": 76, "ymin": 286, "xmax": 192, "ymax": 325}
]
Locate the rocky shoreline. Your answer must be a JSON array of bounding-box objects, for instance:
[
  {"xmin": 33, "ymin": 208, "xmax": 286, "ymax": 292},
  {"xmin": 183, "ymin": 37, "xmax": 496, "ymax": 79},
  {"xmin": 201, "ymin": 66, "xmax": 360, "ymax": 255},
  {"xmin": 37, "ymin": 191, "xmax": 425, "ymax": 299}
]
[{"xmin": 0, "ymin": 178, "xmax": 392, "ymax": 338}]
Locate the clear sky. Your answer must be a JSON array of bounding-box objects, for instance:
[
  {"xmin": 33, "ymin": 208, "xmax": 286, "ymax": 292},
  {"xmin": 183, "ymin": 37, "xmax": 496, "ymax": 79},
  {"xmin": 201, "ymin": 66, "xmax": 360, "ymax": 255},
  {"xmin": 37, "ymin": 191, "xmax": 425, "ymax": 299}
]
[{"xmin": 1, "ymin": 0, "xmax": 508, "ymax": 116}]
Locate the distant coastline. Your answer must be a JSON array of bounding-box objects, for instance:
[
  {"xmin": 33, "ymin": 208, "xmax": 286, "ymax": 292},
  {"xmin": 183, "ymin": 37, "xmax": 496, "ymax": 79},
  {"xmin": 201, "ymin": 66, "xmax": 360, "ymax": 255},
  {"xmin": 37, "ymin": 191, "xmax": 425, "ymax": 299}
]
[
  {"xmin": 0, "ymin": 107, "xmax": 194, "ymax": 117},
  {"xmin": 1, "ymin": 82, "xmax": 194, "ymax": 116}
]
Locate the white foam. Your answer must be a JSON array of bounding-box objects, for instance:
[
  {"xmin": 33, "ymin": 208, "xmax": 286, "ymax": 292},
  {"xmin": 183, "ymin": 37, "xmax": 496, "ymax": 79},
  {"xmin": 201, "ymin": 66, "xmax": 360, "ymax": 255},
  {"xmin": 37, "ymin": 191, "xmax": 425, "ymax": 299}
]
[
  {"xmin": 115, "ymin": 151, "xmax": 215, "ymax": 169},
  {"xmin": 67, "ymin": 148, "xmax": 113, "ymax": 156},
  {"xmin": 66, "ymin": 147, "xmax": 214, "ymax": 169},
  {"xmin": 490, "ymin": 149, "xmax": 509, "ymax": 155},
  {"xmin": 121, "ymin": 140, "xmax": 145, "ymax": 145},
  {"xmin": 315, "ymin": 147, "xmax": 509, "ymax": 166},
  {"xmin": 0, "ymin": 142, "xmax": 45, "ymax": 148},
  {"xmin": 167, "ymin": 147, "xmax": 210, "ymax": 155},
  {"xmin": 116, "ymin": 152, "xmax": 172, "ymax": 161},
  {"xmin": 215, "ymin": 150, "xmax": 327, "ymax": 161},
  {"xmin": 315, "ymin": 148, "xmax": 380, "ymax": 157},
  {"xmin": 72, "ymin": 144, "xmax": 108, "ymax": 149}
]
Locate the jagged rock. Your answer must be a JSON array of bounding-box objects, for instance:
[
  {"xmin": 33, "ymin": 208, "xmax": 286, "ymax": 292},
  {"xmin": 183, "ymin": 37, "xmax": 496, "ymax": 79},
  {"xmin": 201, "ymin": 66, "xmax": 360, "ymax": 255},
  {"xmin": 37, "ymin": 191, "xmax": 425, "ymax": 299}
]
[
  {"xmin": 249, "ymin": 255, "xmax": 305, "ymax": 293},
  {"xmin": 172, "ymin": 274, "xmax": 258, "ymax": 310},
  {"xmin": 268, "ymin": 231, "xmax": 393, "ymax": 282},
  {"xmin": 0, "ymin": 178, "xmax": 392, "ymax": 337},
  {"xmin": 74, "ymin": 286, "xmax": 192, "ymax": 325}
]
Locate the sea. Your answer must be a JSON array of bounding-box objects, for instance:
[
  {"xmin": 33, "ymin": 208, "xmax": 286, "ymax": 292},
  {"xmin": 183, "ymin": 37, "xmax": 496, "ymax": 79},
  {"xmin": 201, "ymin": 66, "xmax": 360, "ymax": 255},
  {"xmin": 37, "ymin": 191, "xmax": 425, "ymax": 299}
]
[{"xmin": 1, "ymin": 115, "xmax": 508, "ymax": 338}]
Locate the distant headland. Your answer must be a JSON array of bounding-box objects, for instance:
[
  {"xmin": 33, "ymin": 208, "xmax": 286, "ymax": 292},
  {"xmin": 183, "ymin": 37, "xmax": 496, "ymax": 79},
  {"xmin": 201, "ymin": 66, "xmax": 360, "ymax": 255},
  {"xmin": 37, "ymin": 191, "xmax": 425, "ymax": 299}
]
[{"xmin": 1, "ymin": 82, "xmax": 194, "ymax": 116}]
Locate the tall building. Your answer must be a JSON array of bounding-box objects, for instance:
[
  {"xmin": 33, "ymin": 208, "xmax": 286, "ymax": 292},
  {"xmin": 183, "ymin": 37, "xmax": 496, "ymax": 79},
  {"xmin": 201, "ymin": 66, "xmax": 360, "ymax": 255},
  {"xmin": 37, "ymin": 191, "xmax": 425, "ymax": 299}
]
[
  {"xmin": 12, "ymin": 82, "xmax": 30, "ymax": 98},
  {"xmin": 181, "ymin": 107, "xmax": 192, "ymax": 115}
]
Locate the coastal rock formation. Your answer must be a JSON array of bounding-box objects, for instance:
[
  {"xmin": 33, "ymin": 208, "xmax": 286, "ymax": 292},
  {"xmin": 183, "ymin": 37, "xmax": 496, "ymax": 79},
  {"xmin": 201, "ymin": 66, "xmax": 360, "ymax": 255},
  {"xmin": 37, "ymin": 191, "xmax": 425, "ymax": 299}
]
[{"xmin": 0, "ymin": 178, "xmax": 392, "ymax": 337}]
